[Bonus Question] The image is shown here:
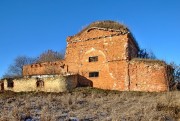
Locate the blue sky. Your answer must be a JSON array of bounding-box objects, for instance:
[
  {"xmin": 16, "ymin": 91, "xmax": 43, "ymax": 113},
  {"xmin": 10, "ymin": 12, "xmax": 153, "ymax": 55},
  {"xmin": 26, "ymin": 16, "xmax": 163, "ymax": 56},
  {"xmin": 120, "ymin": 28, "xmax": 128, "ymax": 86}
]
[{"xmin": 0, "ymin": 0, "xmax": 180, "ymax": 78}]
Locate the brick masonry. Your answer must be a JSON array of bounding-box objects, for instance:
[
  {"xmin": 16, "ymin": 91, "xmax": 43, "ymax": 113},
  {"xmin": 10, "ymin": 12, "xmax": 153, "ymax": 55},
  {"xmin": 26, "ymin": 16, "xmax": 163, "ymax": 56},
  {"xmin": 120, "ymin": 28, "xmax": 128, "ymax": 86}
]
[{"xmin": 22, "ymin": 21, "xmax": 173, "ymax": 92}]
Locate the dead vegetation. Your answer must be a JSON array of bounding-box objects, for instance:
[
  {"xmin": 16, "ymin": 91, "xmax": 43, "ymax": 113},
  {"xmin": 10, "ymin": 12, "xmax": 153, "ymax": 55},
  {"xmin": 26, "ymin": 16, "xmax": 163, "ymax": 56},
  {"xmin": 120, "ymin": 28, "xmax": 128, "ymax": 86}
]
[
  {"xmin": 78, "ymin": 20, "xmax": 129, "ymax": 35},
  {"xmin": 0, "ymin": 88, "xmax": 180, "ymax": 121},
  {"xmin": 131, "ymin": 58, "xmax": 166, "ymax": 66}
]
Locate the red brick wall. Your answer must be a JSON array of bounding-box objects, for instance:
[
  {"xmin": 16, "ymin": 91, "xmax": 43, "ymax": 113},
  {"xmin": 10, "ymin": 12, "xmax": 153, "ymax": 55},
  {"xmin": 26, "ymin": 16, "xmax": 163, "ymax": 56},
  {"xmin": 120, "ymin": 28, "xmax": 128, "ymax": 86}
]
[
  {"xmin": 129, "ymin": 59, "xmax": 169, "ymax": 92},
  {"xmin": 65, "ymin": 29, "xmax": 130, "ymax": 90},
  {"xmin": 65, "ymin": 30, "xmax": 129, "ymax": 63},
  {"xmin": 67, "ymin": 29, "xmax": 119, "ymax": 43},
  {"xmin": 23, "ymin": 61, "xmax": 66, "ymax": 76}
]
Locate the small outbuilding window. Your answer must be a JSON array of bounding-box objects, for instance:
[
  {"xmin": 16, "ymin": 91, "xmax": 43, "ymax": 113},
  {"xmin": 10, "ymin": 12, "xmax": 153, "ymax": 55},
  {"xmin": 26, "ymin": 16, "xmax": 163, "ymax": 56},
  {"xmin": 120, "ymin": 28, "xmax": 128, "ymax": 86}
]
[
  {"xmin": 89, "ymin": 56, "xmax": 98, "ymax": 62},
  {"xmin": 36, "ymin": 78, "xmax": 44, "ymax": 88},
  {"xmin": 7, "ymin": 80, "xmax": 14, "ymax": 88},
  {"xmin": 0, "ymin": 82, "xmax": 4, "ymax": 91},
  {"xmin": 89, "ymin": 72, "xmax": 99, "ymax": 77}
]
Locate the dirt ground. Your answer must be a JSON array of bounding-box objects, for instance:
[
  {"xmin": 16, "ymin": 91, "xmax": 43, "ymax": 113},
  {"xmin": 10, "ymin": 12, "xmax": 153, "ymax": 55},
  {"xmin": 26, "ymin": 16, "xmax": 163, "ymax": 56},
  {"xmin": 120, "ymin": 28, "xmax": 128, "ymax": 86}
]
[{"xmin": 0, "ymin": 87, "xmax": 180, "ymax": 121}]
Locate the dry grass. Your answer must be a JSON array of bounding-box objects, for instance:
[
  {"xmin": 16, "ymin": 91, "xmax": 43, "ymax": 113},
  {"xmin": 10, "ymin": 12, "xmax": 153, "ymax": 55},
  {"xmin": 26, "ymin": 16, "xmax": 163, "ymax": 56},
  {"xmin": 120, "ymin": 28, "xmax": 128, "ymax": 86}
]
[
  {"xmin": 131, "ymin": 58, "xmax": 166, "ymax": 66},
  {"xmin": 78, "ymin": 20, "xmax": 129, "ymax": 35},
  {"xmin": 0, "ymin": 88, "xmax": 180, "ymax": 121}
]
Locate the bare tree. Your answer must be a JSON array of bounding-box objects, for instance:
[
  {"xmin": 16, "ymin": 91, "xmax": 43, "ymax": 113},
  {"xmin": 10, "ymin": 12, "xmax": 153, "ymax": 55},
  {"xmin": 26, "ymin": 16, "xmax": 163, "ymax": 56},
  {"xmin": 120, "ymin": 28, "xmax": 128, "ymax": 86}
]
[
  {"xmin": 3, "ymin": 56, "xmax": 37, "ymax": 78},
  {"xmin": 168, "ymin": 62, "xmax": 180, "ymax": 90},
  {"xmin": 37, "ymin": 49, "xmax": 64, "ymax": 63},
  {"xmin": 170, "ymin": 62, "xmax": 180, "ymax": 82},
  {"xmin": 138, "ymin": 49, "xmax": 156, "ymax": 59}
]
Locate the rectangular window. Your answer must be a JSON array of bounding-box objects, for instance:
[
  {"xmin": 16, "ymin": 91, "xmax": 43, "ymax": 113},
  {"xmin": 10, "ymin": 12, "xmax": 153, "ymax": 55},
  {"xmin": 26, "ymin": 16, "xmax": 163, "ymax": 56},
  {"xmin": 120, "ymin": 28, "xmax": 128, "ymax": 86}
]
[
  {"xmin": 89, "ymin": 56, "xmax": 98, "ymax": 62},
  {"xmin": 7, "ymin": 80, "xmax": 14, "ymax": 88},
  {"xmin": 89, "ymin": 72, "xmax": 99, "ymax": 77}
]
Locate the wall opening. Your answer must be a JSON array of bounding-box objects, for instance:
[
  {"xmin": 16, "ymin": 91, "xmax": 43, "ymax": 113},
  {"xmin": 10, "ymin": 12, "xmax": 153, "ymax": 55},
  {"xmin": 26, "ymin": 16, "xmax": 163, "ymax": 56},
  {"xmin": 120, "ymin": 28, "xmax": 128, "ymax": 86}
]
[
  {"xmin": 89, "ymin": 56, "xmax": 98, "ymax": 62},
  {"xmin": 89, "ymin": 72, "xmax": 99, "ymax": 77},
  {"xmin": 36, "ymin": 78, "xmax": 44, "ymax": 88},
  {"xmin": 0, "ymin": 82, "xmax": 4, "ymax": 91},
  {"xmin": 7, "ymin": 79, "xmax": 14, "ymax": 88}
]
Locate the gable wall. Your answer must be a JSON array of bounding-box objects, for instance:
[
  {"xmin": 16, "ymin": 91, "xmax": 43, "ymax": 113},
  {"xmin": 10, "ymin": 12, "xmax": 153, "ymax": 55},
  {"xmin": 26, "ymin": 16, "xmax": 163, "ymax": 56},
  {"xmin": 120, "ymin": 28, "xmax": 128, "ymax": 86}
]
[{"xmin": 65, "ymin": 29, "xmax": 131, "ymax": 90}]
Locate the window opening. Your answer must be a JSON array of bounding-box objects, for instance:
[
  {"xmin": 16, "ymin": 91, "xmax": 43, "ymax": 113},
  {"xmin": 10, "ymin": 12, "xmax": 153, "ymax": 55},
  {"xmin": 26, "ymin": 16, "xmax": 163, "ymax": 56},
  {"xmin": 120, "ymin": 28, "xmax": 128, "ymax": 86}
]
[
  {"xmin": 89, "ymin": 72, "xmax": 99, "ymax": 77},
  {"xmin": 36, "ymin": 78, "xmax": 44, "ymax": 88},
  {"xmin": 7, "ymin": 79, "xmax": 14, "ymax": 88},
  {"xmin": 0, "ymin": 82, "xmax": 4, "ymax": 91},
  {"xmin": 89, "ymin": 56, "xmax": 98, "ymax": 62}
]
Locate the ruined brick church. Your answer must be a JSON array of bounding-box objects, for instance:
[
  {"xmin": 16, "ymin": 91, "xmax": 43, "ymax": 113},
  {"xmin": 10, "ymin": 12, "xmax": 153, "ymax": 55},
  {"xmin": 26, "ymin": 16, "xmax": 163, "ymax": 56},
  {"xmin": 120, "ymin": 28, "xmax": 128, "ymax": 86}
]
[{"xmin": 1, "ymin": 21, "xmax": 173, "ymax": 92}]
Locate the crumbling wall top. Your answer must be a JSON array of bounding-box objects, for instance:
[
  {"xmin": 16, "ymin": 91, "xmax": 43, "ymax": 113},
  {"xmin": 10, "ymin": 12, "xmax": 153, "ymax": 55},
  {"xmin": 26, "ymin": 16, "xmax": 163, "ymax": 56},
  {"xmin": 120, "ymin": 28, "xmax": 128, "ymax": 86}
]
[
  {"xmin": 130, "ymin": 58, "xmax": 167, "ymax": 66},
  {"xmin": 68, "ymin": 20, "xmax": 129, "ymax": 40},
  {"xmin": 66, "ymin": 20, "xmax": 139, "ymax": 50}
]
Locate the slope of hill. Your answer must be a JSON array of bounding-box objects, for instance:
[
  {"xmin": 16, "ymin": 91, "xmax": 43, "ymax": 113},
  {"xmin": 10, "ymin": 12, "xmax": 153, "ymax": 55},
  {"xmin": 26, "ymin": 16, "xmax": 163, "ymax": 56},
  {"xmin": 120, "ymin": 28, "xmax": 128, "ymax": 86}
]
[{"xmin": 0, "ymin": 87, "xmax": 180, "ymax": 121}]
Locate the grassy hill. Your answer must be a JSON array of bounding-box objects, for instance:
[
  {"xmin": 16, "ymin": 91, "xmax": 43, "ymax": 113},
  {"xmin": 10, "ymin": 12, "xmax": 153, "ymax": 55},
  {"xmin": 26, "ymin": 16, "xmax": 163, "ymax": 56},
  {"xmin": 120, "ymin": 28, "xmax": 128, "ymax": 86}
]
[{"xmin": 0, "ymin": 87, "xmax": 180, "ymax": 121}]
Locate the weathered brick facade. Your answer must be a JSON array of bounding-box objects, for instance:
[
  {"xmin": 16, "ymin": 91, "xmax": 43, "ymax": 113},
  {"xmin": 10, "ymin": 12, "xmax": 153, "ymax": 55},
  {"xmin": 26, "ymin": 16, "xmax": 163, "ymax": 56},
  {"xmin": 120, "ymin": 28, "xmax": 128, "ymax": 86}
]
[
  {"xmin": 23, "ymin": 61, "xmax": 66, "ymax": 76},
  {"xmin": 22, "ymin": 21, "xmax": 173, "ymax": 92}
]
